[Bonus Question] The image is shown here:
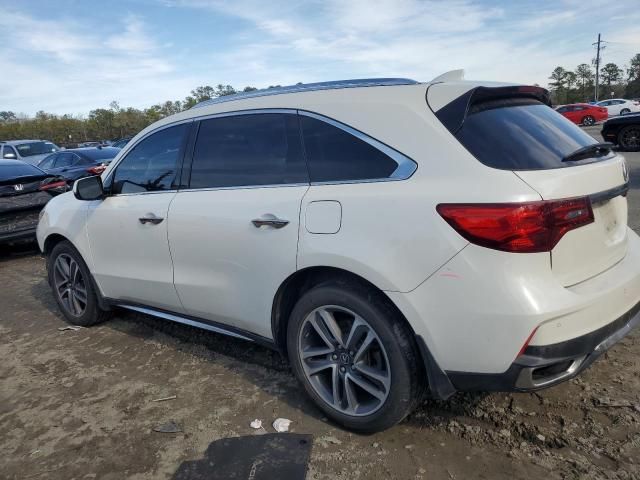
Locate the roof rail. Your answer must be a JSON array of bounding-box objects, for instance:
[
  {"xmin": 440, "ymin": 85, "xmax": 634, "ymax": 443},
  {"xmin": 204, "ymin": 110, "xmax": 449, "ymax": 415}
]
[{"xmin": 191, "ymin": 78, "xmax": 419, "ymax": 109}]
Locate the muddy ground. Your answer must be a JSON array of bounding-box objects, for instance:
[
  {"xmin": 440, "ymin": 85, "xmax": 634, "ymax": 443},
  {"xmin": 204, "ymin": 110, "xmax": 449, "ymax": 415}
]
[{"xmin": 1, "ymin": 127, "xmax": 639, "ymax": 479}]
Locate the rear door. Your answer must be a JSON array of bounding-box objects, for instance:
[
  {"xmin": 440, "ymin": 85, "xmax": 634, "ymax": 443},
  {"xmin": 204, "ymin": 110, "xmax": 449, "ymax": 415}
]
[
  {"xmin": 168, "ymin": 112, "xmax": 309, "ymax": 338},
  {"xmin": 429, "ymin": 85, "xmax": 628, "ymax": 286}
]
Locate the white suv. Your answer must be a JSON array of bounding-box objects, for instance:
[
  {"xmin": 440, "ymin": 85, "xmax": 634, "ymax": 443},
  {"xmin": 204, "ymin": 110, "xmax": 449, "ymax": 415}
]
[{"xmin": 37, "ymin": 76, "xmax": 640, "ymax": 432}]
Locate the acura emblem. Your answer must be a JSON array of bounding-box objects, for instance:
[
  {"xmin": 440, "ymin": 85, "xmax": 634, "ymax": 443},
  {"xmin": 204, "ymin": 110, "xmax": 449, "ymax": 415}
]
[{"xmin": 13, "ymin": 184, "xmax": 24, "ymax": 191}]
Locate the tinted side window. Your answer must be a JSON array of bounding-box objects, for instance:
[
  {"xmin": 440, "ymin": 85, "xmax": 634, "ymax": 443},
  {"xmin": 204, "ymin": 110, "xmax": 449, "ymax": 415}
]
[
  {"xmin": 39, "ymin": 154, "xmax": 57, "ymax": 169},
  {"xmin": 300, "ymin": 116, "xmax": 398, "ymax": 182},
  {"xmin": 189, "ymin": 113, "xmax": 307, "ymax": 189},
  {"xmin": 3, "ymin": 146, "xmax": 17, "ymax": 158},
  {"xmin": 55, "ymin": 153, "xmax": 75, "ymax": 168},
  {"xmin": 112, "ymin": 123, "xmax": 188, "ymax": 194}
]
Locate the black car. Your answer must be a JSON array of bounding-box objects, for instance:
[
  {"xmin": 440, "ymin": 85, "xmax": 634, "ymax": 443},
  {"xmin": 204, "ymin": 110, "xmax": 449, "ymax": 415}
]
[
  {"xmin": 0, "ymin": 160, "xmax": 68, "ymax": 244},
  {"xmin": 37, "ymin": 147, "xmax": 120, "ymax": 183},
  {"xmin": 601, "ymin": 113, "xmax": 640, "ymax": 151}
]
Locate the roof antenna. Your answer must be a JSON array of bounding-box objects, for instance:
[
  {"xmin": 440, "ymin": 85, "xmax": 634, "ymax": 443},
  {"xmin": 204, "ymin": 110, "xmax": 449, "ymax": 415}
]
[{"xmin": 430, "ymin": 69, "xmax": 465, "ymax": 83}]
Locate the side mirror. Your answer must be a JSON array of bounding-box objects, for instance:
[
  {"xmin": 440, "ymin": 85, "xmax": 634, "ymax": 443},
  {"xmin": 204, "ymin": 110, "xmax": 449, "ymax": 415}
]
[
  {"xmin": 3, "ymin": 152, "xmax": 16, "ymax": 159},
  {"xmin": 73, "ymin": 175, "xmax": 104, "ymax": 201}
]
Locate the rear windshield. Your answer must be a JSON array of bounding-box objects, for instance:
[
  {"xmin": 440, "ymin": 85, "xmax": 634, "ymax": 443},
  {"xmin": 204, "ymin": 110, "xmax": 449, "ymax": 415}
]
[
  {"xmin": 78, "ymin": 147, "xmax": 120, "ymax": 161},
  {"xmin": 0, "ymin": 163, "xmax": 45, "ymax": 181},
  {"xmin": 16, "ymin": 141, "xmax": 59, "ymax": 157},
  {"xmin": 454, "ymin": 98, "xmax": 606, "ymax": 170}
]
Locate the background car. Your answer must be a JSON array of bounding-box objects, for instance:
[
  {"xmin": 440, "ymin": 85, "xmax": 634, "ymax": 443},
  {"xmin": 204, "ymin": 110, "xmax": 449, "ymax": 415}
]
[
  {"xmin": 37, "ymin": 146, "xmax": 120, "ymax": 184},
  {"xmin": 596, "ymin": 98, "xmax": 640, "ymax": 116},
  {"xmin": 602, "ymin": 113, "xmax": 640, "ymax": 151},
  {"xmin": 0, "ymin": 160, "xmax": 68, "ymax": 244},
  {"xmin": 0, "ymin": 140, "xmax": 60, "ymax": 165},
  {"xmin": 555, "ymin": 103, "xmax": 608, "ymax": 125}
]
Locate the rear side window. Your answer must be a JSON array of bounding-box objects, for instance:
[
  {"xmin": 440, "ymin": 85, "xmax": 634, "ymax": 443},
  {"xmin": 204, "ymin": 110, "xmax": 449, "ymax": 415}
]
[
  {"xmin": 112, "ymin": 123, "xmax": 188, "ymax": 194},
  {"xmin": 300, "ymin": 116, "xmax": 398, "ymax": 182},
  {"xmin": 453, "ymin": 98, "xmax": 602, "ymax": 170},
  {"xmin": 189, "ymin": 113, "xmax": 307, "ymax": 189}
]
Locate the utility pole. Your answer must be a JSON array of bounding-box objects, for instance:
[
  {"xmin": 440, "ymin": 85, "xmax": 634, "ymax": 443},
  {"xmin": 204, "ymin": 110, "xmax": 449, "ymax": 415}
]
[{"xmin": 593, "ymin": 33, "xmax": 603, "ymax": 101}]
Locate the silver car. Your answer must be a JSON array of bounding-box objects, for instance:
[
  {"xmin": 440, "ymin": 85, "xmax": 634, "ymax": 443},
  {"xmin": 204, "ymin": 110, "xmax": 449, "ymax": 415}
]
[{"xmin": 1, "ymin": 140, "xmax": 60, "ymax": 165}]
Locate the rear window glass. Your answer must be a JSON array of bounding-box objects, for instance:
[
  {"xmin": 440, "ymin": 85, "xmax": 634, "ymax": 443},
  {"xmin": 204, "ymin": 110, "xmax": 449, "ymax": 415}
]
[
  {"xmin": 454, "ymin": 99, "xmax": 604, "ymax": 170},
  {"xmin": 78, "ymin": 148, "xmax": 120, "ymax": 161},
  {"xmin": 0, "ymin": 163, "xmax": 44, "ymax": 181}
]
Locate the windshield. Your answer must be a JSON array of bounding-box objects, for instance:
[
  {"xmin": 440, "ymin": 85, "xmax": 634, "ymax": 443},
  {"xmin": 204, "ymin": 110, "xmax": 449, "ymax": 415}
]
[
  {"xmin": 15, "ymin": 141, "xmax": 59, "ymax": 157},
  {"xmin": 0, "ymin": 163, "xmax": 45, "ymax": 181},
  {"xmin": 454, "ymin": 98, "xmax": 605, "ymax": 170}
]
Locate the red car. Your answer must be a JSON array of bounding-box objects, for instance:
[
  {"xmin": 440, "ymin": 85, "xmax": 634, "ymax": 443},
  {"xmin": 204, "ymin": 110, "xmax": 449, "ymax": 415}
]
[{"xmin": 555, "ymin": 103, "xmax": 608, "ymax": 126}]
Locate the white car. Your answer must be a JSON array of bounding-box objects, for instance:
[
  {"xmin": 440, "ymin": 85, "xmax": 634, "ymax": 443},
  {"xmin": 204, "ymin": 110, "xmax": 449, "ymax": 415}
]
[
  {"xmin": 37, "ymin": 74, "xmax": 640, "ymax": 432},
  {"xmin": 1, "ymin": 140, "xmax": 60, "ymax": 165},
  {"xmin": 596, "ymin": 98, "xmax": 640, "ymax": 116}
]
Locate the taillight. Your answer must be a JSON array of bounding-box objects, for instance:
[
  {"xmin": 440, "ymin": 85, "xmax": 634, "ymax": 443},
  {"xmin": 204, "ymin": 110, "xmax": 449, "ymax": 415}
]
[
  {"xmin": 87, "ymin": 164, "xmax": 107, "ymax": 175},
  {"xmin": 436, "ymin": 198, "xmax": 594, "ymax": 253},
  {"xmin": 39, "ymin": 180, "xmax": 67, "ymax": 191}
]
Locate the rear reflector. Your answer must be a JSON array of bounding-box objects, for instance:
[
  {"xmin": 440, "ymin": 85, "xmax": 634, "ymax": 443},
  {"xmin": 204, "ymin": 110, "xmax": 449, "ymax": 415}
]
[
  {"xmin": 437, "ymin": 198, "xmax": 594, "ymax": 253},
  {"xmin": 39, "ymin": 180, "xmax": 67, "ymax": 191},
  {"xmin": 87, "ymin": 165, "xmax": 107, "ymax": 175}
]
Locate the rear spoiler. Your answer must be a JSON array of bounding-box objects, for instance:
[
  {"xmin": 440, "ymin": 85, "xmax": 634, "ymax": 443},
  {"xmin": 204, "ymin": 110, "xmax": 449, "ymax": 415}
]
[{"xmin": 435, "ymin": 85, "xmax": 551, "ymax": 135}]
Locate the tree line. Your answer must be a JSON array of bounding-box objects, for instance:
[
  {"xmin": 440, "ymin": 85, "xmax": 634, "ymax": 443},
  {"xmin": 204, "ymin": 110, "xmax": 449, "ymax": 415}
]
[
  {"xmin": 0, "ymin": 84, "xmax": 263, "ymax": 146},
  {"xmin": 548, "ymin": 53, "xmax": 640, "ymax": 105}
]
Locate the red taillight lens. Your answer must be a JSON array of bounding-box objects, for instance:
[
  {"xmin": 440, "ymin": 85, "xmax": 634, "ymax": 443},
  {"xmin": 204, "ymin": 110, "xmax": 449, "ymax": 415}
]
[
  {"xmin": 87, "ymin": 165, "xmax": 107, "ymax": 175},
  {"xmin": 39, "ymin": 180, "xmax": 67, "ymax": 191},
  {"xmin": 436, "ymin": 198, "xmax": 594, "ymax": 253}
]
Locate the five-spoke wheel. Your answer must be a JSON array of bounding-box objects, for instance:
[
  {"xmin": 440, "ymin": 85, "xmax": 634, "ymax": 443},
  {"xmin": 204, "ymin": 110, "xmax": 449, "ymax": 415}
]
[{"xmin": 53, "ymin": 253, "xmax": 88, "ymax": 316}]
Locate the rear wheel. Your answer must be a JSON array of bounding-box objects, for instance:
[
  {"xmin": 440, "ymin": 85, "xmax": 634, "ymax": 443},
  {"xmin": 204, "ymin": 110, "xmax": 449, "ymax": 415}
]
[
  {"xmin": 581, "ymin": 115, "xmax": 595, "ymax": 126},
  {"xmin": 287, "ymin": 281, "xmax": 423, "ymax": 432},
  {"xmin": 620, "ymin": 108, "xmax": 631, "ymax": 115},
  {"xmin": 47, "ymin": 241, "xmax": 111, "ymax": 326},
  {"xmin": 618, "ymin": 125, "xmax": 640, "ymax": 152}
]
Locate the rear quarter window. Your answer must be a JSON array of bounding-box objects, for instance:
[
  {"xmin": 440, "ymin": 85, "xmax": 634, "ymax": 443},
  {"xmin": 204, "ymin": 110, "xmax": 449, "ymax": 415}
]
[{"xmin": 453, "ymin": 98, "xmax": 603, "ymax": 170}]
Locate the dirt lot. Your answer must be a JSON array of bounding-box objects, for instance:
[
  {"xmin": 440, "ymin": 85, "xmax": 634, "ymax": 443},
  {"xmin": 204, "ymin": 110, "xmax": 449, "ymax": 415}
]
[{"xmin": 1, "ymin": 127, "xmax": 639, "ymax": 480}]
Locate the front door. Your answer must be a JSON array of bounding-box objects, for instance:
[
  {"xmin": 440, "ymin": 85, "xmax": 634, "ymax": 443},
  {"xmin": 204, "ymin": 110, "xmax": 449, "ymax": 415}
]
[
  {"xmin": 168, "ymin": 112, "xmax": 309, "ymax": 337},
  {"xmin": 86, "ymin": 122, "xmax": 191, "ymax": 312}
]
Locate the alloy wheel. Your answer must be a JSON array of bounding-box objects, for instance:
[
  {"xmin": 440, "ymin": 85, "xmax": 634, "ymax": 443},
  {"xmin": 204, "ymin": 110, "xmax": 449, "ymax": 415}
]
[
  {"xmin": 582, "ymin": 116, "xmax": 594, "ymax": 126},
  {"xmin": 298, "ymin": 305, "xmax": 391, "ymax": 416},
  {"xmin": 53, "ymin": 253, "xmax": 88, "ymax": 317},
  {"xmin": 620, "ymin": 126, "xmax": 640, "ymax": 150}
]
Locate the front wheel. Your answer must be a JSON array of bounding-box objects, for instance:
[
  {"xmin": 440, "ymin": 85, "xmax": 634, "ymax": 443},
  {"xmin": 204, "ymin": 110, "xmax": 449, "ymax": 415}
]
[
  {"xmin": 620, "ymin": 108, "xmax": 631, "ymax": 115},
  {"xmin": 581, "ymin": 115, "xmax": 595, "ymax": 126},
  {"xmin": 47, "ymin": 240, "xmax": 111, "ymax": 326},
  {"xmin": 287, "ymin": 281, "xmax": 423, "ymax": 432},
  {"xmin": 618, "ymin": 125, "xmax": 640, "ymax": 152}
]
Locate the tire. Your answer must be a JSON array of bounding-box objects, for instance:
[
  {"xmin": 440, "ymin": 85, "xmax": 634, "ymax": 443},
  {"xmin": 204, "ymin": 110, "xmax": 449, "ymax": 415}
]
[
  {"xmin": 581, "ymin": 115, "xmax": 595, "ymax": 126},
  {"xmin": 47, "ymin": 240, "xmax": 111, "ymax": 326},
  {"xmin": 620, "ymin": 108, "xmax": 630, "ymax": 115},
  {"xmin": 287, "ymin": 280, "xmax": 423, "ymax": 433},
  {"xmin": 618, "ymin": 125, "xmax": 640, "ymax": 152}
]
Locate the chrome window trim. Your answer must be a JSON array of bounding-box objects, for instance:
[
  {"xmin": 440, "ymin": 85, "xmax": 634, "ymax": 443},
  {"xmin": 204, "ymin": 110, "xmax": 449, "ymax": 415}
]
[{"xmin": 106, "ymin": 107, "xmax": 417, "ymax": 196}]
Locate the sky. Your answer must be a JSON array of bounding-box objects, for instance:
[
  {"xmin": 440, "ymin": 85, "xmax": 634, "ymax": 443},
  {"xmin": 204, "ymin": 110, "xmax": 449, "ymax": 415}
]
[{"xmin": 1, "ymin": 0, "xmax": 639, "ymax": 116}]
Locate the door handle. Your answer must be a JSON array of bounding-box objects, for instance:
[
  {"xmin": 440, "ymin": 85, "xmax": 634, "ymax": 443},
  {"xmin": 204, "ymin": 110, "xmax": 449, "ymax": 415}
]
[
  {"xmin": 252, "ymin": 214, "xmax": 289, "ymax": 229},
  {"xmin": 139, "ymin": 213, "xmax": 164, "ymax": 225}
]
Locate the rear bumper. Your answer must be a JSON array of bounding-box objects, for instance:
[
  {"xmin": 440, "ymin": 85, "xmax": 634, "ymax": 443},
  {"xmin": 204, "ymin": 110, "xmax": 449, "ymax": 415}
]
[
  {"xmin": 0, "ymin": 227, "xmax": 37, "ymax": 244},
  {"xmin": 444, "ymin": 301, "xmax": 640, "ymax": 393}
]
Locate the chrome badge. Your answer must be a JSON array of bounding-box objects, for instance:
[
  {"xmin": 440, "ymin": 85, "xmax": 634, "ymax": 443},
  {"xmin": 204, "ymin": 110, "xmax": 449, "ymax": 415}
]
[{"xmin": 13, "ymin": 184, "xmax": 24, "ymax": 192}]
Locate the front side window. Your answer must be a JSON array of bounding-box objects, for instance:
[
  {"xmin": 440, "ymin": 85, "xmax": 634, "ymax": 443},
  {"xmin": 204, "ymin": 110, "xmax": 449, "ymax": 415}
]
[
  {"xmin": 189, "ymin": 113, "xmax": 307, "ymax": 189},
  {"xmin": 112, "ymin": 123, "xmax": 188, "ymax": 194},
  {"xmin": 3, "ymin": 146, "xmax": 17, "ymax": 158},
  {"xmin": 300, "ymin": 115, "xmax": 399, "ymax": 182},
  {"xmin": 38, "ymin": 154, "xmax": 57, "ymax": 169}
]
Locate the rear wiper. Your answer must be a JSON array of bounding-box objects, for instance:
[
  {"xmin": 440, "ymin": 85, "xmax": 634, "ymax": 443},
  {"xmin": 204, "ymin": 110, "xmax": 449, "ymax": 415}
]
[{"xmin": 562, "ymin": 142, "xmax": 614, "ymax": 163}]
